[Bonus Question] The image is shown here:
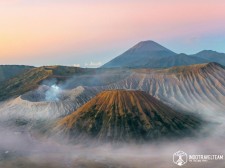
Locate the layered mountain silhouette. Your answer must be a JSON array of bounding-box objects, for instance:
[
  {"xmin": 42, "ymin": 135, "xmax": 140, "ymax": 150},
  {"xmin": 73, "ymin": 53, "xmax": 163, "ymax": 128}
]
[
  {"xmin": 57, "ymin": 90, "xmax": 201, "ymax": 142},
  {"xmin": 141, "ymin": 53, "xmax": 209, "ymax": 68},
  {"xmin": 102, "ymin": 40, "xmax": 225, "ymax": 68},
  {"xmin": 192, "ymin": 50, "xmax": 225, "ymax": 65},
  {"xmin": 1, "ymin": 40, "xmax": 225, "ymax": 102},
  {"xmin": 102, "ymin": 40, "xmax": 176, "ymax": 68}
]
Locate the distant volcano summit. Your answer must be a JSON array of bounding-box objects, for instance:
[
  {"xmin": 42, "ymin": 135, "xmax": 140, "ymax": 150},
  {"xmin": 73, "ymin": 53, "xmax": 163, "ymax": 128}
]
[
  {"xmin": 102, "ymin": 40, "xmax": 176, "ymax": 68},
  {"xmin": 57, "ymin": 90, "xmax": 201, "ymax": 143},
  {"xmin": 102, "ymin": 40, "xmax": 225, "ymax": 68}
]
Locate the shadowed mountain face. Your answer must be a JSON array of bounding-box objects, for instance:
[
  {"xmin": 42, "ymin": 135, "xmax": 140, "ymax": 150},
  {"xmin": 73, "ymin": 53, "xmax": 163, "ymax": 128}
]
[
  {"xmin": 102, "ymin": 41, "xmax": 225, "ymax": 68},
  {"xmin": 102, "ymin": 41, "xmax": 176, "ymax": 68},
  {"xmin": 192, "ymin": 50, "xmax": 225, "ymax": 65},
  {"xmin": 57, "ymin": 90, "xmax": 201, "ymax": 142},
  {"xmin": 0, "ymin": 65, "xmax": 34, "ymax": 83},
  {"xmin": 141, "ymin": 53, "xmax": 210, "ymax": 68}
]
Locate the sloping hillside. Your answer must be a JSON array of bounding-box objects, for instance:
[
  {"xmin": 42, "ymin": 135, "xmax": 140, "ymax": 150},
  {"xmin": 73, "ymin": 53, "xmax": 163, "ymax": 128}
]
[
  {"xmin": 102, "ymin": 40, "xmax": 225, "ymax": 68},
  {"xmin": 0, "ymin": 65, "xmax": 34, "ymax": 82},
  {"xmin": 102, "ymin": 40, "xmax": 176, "ymax": 68},
  {"xmin": 104, "ymin": 63, "xmax": 225, "ymax": 114},
  {"xmin": 0, "ymin": 66, "xmax": 85, "ymax": 101},
  {"xmin": 192, "ymin": 50, "xmax": 225, "ymax": 65},
  {"xmin": 57, "ymin": 90, "xmax": 201, "ymax": 142},
  {"xmin": 141, "ymin": 54, "xmax": 209, "ymax": 68}
]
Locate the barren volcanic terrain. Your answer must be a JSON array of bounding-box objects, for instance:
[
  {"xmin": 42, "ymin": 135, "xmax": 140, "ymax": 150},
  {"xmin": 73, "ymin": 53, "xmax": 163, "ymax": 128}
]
[
  {"xmin": 103, "ymin": 63, "xmax": 225, "ymax": 115},
  {"xmin": 57, "ymin": 90, "xmax": 201, "ymax": 142},
  {"xmin": 0, "ymin": 86, "xmax": 98, "ymax": 120}
]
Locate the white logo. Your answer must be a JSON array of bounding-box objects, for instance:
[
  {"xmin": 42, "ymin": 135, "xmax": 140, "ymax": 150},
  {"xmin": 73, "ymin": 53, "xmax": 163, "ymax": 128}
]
[{"xmin": 173, "ymin": 151, "xmax": 188, "ymax": 166}]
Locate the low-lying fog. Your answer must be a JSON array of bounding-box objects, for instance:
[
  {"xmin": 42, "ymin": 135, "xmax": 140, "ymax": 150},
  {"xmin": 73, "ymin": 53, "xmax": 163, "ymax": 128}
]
[{"xmin": 0, "ymin": 109, "xmax": 225, "ymax": 168}]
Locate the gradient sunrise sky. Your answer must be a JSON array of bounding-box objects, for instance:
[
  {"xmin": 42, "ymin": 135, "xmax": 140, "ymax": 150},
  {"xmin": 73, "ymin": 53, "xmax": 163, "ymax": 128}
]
[{"xmin": 1, "ymin": 0, "xmax": 225, "ymax": 67}]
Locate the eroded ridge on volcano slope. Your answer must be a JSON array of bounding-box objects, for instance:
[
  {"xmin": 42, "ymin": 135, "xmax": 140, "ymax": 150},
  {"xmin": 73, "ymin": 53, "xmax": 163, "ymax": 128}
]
[{"xmin": 57, "ymin": 90, "xmax": 202, "ymax": 143}]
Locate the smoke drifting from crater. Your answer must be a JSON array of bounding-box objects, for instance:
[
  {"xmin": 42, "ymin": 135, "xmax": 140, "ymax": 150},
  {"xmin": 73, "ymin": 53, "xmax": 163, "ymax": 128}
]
[{"xmin": 45, "ymin": 84, "xmax": 61, "ymax": 102}]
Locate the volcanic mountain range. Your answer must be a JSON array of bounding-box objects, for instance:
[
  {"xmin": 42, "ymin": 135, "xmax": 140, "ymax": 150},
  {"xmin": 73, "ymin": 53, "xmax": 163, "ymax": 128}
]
[
  {"xmin": 103, "ymin": 62, "xmax": 225, "ymax": 114},
  {"xmin": 0, "ymin": 40, "xmax": 225, "ymax": 142},
  {"xmin": 102, "ymin": 40, "xmax": 225, "ymax": 68},
  {"xmin": 1, "ymin": 62, "xmax": 224, "ymax": 120}
]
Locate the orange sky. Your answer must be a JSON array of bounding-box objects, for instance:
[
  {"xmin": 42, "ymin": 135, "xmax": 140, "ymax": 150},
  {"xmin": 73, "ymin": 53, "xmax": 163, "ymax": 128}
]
[{"xmin": 0, "ymin": 0, "xmax": 225, "ymax": 66}]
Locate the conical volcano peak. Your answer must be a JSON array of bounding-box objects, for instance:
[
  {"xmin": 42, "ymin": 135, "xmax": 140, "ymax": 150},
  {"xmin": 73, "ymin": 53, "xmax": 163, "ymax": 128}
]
[
  {"xmin": 131, "ymin": 40, "xmax": 173, "ymax": 52},
  {"xmin": 125, "ymin": 40, "xmax": 176, "ymax": 55},
  {"xmin": 102, "ymin": 40, "xmax": 176, "ymax": 68},
  {"xmin": 56, "ymin": 90, "xmax": 202, "ymax": 143}
]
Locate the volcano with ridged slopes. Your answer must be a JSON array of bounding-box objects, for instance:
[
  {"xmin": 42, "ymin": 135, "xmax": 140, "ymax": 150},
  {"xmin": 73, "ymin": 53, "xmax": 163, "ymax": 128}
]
[{"xmin": 57, "ymin": 90, "xmax": 202, "ymax": 143}]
